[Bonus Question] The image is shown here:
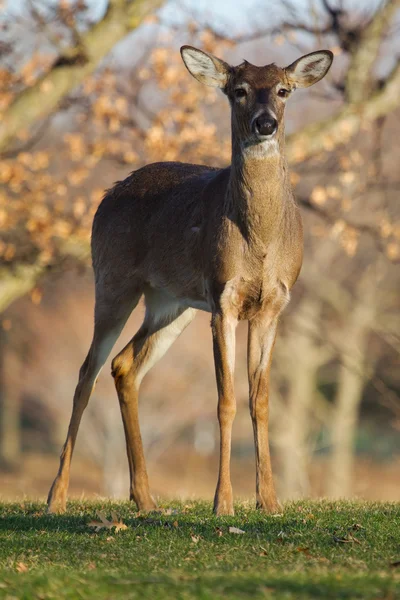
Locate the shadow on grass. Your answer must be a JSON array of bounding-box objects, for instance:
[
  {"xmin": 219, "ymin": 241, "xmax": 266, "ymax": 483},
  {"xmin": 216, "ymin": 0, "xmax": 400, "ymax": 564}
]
[
  {"xmin": 0, "ymin": 509, "xmax": 311, "ymax": 540},
  {"xmin": 0, "ymin": 513, "xmax": 92, "ymax": 534},
  {"xmin": 5, "ymin": 570, "xmax": 395, "ymax": 600}
]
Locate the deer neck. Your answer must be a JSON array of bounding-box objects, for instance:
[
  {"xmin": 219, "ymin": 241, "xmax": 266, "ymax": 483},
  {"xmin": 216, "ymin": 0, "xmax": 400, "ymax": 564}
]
[{"xmin": 228, "ymin": 131, "xmax": 290, "ymax": 244}]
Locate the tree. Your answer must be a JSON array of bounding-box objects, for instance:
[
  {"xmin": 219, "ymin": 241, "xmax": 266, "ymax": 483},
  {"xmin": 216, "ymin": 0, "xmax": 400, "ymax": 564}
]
[{"xmin": 0, "ymin": 0, "xmax": 398, "ymax": 495}]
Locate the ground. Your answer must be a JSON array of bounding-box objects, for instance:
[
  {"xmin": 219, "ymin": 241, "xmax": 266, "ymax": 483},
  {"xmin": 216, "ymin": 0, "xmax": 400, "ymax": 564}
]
[{"xmin": 0, "ymin": 499, "xmax": 399, "ymax": 599}]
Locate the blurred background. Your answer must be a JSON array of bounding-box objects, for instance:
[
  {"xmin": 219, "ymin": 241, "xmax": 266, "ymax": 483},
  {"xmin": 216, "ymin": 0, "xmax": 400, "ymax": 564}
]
[{"xmin": 0, "ymin": 0, "xmax": 399, "ymax": 503}]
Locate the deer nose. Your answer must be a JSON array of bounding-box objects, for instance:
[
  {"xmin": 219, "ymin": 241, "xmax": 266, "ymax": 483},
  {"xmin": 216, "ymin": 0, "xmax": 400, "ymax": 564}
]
[{"xmin": 253, "ymin": 114, "xmax": 277, "ymax": 137}]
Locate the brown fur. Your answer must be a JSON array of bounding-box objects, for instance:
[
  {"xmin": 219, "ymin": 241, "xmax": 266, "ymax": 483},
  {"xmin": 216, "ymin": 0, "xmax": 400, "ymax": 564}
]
[{"xmin": 47, "ymin": 47, "xmax": 332, "ymax": 515}]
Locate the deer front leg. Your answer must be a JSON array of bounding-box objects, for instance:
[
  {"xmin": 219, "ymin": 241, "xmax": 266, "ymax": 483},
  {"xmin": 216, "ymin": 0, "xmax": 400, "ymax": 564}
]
[
  {"xmin": 212, "ymin": 311, "xmax": 237, "ymax": 516},
  {"xmin": 247, "ymin": 316, "xmax": 280, "ymax": 513}
]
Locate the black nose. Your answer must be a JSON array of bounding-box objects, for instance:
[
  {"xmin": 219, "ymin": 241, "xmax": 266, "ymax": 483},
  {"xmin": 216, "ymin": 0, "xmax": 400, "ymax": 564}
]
[{"xmin": 253, "ymin": 114, "xmax": 277, "ymax": 136}]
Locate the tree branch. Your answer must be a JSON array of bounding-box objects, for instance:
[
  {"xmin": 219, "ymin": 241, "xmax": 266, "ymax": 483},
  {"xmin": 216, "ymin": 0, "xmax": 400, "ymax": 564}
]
[
  {"xmin": 0, "ymin": 264, "xmax": 45, "ymax": 314},
  {"xmin": 0, "ymin": 235, "xmax": 90, "ymax": 314},
  {"xmin": 0, "ymin": 0, "xmax": 164, "ymax": 153},
  {"xmin": 287, "ymin": 59, "xmax": 400, "ymax": 163},
  {"xmin": 345, "ymin": 0, "xmax": 400, "ymax": 103}
]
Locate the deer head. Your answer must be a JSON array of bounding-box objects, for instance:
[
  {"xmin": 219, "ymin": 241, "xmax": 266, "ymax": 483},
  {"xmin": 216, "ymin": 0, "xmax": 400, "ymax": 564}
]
[{"xmin": 181, "ymin": 46, "xmax": 333, "ymax": 154}]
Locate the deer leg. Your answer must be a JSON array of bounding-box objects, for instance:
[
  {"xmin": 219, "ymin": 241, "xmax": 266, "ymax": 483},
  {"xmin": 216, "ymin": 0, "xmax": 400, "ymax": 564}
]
[
  {"xmin": 47, "ymin": 293, "xmax": 140, "ymax": 514},
  {"xmin": 112, "ymin": 295, "xmax": 196, "ymax": 511},
  {"xmin": 212, "ymin": 311, "xmax": 237, "ymax": 516},
  {"xmin": 247, "ymin": 316, "xmax": 279, "ymax": 513}
]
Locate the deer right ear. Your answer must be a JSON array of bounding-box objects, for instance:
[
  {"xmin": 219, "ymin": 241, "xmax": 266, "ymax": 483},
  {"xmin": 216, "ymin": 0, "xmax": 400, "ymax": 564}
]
[
  {"xmin": 180, "ymin": 46, "xmax": 230, "ymax": 89},
  {"xmin": 285, "ymin": 50, "xmax": 333, "ymax": 88}
]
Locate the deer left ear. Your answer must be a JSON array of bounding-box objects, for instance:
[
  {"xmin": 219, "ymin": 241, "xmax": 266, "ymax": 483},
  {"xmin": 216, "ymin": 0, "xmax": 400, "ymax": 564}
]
[
  {"xmin": 285, "ymin": 50, "xmax": 333, "ymax": 88},
  {"xmin": 180, "ymin": 46, "xmax": 231, "ymax": 89}
]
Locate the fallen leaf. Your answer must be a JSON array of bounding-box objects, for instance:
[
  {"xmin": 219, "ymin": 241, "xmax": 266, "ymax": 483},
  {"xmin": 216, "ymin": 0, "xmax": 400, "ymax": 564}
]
[
  {"xmin": 156, "ymin": 508, "xmax": 180, "ymax": 516},
  {"xmin": 215, "ymin": 527, "xmax": 223, "ymax": 537},
  {"xmin": 16, "ymin": 562, "xmax": 28, "ymax": 573},
  {"xmin": 390, "ymin": 560, "xmax": 400, "ymax": 568},
  {"xmin": 297, "ymin": 547, "xmax": 312, "ymax": 556},
  {"xmin": 277, "ymin": 530, "xmax": 287, "ymax": 541},
  {"xmin": 88, "ymin": 511, "xmax": 128, "ymax": 533},
  {"xmin": 333, "ymin": 532, "xmax": 360, "ymax": 544},
  {"xmin": 257, "ymin": 545, "xmax": 268, "ymax": 556},
  {"xmin": 173, "ymin": 521, "xmax": 179, "ymax": 528},
  {"xmin": 229, "ymin": 527, "xmax": 245, "ymax": 535},
  {"xmin": 191, "ymin": 535, "xmax": 200, "ymax": 544}
]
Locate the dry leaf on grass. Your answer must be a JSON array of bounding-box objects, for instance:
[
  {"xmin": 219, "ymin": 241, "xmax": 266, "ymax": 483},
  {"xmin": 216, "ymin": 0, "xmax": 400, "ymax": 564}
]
[
  {"xmin": 297, "ymin": 547, "xmax": 312, "ymax": 556},
  {"xmin": 16, "ymin": 562, "xmax": 28, "ymax": 573},
  {"xmin": 88, "ymin": 511, "xmax": 128, "ymax": 533},
  {"xmin": 277, "ymin": 530, "xmax": 286, "ymax": 541},
  {"xmin": 253, "ymin": 545, "xmax": 268, "ymax": 556},
  {"xmin": 191, "ymin": 534, "xmax": 200, "ymax": 544},
  {"xmin": 333, "ymin": 523, "xmax": 364, "ymax": 545},
  {"xmin": 155, "ymin": 508, "xmax": 180, "ymax": 516},
  {"xmin": 350, "ymin": 523, "xmax": 364, "ymax": 531},
  {"xmin": 390, "ymin": 560, "xmax": 400, "ymax": 568},
  {"xmin": 229, "ymin": 527, "xmax": 245, "ymax": 535},
  {"xmin": 333, "ymin": 533, "xmax": 360, "ymax": 544}
]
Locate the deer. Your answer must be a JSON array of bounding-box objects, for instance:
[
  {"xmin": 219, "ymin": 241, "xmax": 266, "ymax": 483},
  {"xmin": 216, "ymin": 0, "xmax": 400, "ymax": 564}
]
[{"xmin": 47, "ymin": 45, "xmax": 333, "ymax": 516}]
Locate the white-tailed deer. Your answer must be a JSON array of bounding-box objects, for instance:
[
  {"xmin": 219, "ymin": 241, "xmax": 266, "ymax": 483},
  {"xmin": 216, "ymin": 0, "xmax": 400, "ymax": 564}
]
[{"xmin": 47, "ymin": 46, "xmax": 333, "ymax": 515}]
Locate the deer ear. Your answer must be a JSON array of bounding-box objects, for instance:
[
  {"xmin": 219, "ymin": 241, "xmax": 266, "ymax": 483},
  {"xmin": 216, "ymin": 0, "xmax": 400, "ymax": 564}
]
[
  {"xmin": 180, "ymin": 46, "xmax": 231, "ymax": 89},
  {"xmin": 285, "ymin": 50, "xmax": 333, "ymax": 88}
]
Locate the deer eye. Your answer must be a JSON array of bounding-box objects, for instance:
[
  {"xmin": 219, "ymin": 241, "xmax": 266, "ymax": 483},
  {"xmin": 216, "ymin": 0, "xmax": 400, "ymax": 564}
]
[
  {"xmin": 234, "ymin": 88, "xmax": 247, "ymax": 99},
  {"xmin": 278, "ymin": 88, "xmax": 290, "ymax": 98}
]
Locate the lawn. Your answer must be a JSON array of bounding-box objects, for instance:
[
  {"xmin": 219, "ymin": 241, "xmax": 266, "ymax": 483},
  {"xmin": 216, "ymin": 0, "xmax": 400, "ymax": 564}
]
[{"xmin": 0, "ymin": 499, "xmax": 399, "ymax": 599}]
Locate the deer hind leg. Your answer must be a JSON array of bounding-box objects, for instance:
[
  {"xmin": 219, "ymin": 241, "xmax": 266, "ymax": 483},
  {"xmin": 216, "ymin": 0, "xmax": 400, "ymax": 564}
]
[
  {"xmin": 111, "ymin": 288, "xmax": 196, "ymax": 511},
  {"xmin": 247, "ymin": 316, "xmax": 279, "ymax": 513},
  {"xmin": 47, "ymin": 289, "xmax": 141, "ymax": 514}
]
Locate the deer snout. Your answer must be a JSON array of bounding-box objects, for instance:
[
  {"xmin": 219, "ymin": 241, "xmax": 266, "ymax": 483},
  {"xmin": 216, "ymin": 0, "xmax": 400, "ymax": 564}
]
[{"xmin": 252, "ymin": 113, "xmax": 277, "ymax": 138}]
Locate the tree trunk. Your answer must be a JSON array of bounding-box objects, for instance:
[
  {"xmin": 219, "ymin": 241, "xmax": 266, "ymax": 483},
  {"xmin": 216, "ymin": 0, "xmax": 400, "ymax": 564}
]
[
  {"xmin": 0, "ymin": 333, "xmax": 21, "ymax": 470},
  {"xmin": 327, "ymin": 282, "xmax": 376, "ymax": 498},
  {"xmin": 327, "ymin": 353, "xmax": 365, "ymax": 498},
  {"xmin": 280, "ymin": 296, "xmax": 326, "ymax": 499}
]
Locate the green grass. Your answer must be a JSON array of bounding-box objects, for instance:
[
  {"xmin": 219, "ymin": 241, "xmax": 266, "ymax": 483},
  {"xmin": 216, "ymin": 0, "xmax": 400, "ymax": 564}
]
[{"xmin": 0, "ymin": 499, "xmax": 399, "ymax": 599}]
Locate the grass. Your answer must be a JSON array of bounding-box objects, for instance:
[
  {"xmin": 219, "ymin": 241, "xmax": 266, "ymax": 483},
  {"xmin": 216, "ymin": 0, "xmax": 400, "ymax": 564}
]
[{"xmin": 0, "ymin": 499, "xmax": 399, "ymax": 599}]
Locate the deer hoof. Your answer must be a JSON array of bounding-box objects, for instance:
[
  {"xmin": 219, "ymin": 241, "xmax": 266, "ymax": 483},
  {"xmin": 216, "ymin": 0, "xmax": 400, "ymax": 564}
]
[
  {"xmin": 47, "ymin": 480, "xmax": 67, "ymax": 514},
  {"xmin": 213, "ymin": 498, "xmax": 234, "ymax": 516},
  {"xmin": 256, "ymin": 496, "xmax": 281, "ymax": 514},
  {"xmin": 131, "ymin": 492, "xmax": 157, "ymax": 512}
]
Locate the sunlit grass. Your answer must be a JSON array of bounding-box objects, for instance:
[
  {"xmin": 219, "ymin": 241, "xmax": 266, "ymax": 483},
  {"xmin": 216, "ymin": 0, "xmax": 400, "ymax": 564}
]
[{"xmin": 0, "ymin": 499, "xmax": 399, "ymax": 599}]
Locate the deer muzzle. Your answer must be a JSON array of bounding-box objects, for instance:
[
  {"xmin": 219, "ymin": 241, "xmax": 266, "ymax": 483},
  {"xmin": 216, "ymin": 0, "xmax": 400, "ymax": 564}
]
[{"xmin": 252, "ymin": 112, "xmax": 278, "ymax": 138}]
